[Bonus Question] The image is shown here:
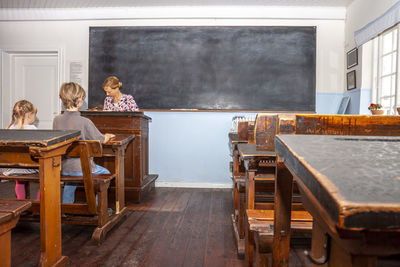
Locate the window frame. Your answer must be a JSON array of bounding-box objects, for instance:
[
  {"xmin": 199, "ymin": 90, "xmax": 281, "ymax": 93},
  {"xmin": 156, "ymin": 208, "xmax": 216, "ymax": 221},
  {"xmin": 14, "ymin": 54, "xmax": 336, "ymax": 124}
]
[{"xmin": 372, "ymin": 25, "xmax": 399, "ymax": 115}]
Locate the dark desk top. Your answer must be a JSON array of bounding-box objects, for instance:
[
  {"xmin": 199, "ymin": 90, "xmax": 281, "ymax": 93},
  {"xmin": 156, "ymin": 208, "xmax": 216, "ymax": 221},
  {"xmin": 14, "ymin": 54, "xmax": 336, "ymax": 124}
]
[
  {"xmin": 229, "ymin": 132, "xmax": 248, "ymax": 143},
  {"xmin": 105, "ymin": 134, "xmax": 135, "ymax": 146},
  {"xmin": 275, "ymin": 134, "xmax": 400, "ymax": 229},
  {"xmin": 238, "ymin": 143, "xmax": 276, "ymax": 160},
  {"xmin": 0, "ymin": 130, "xmax": 81, "ymax": 147},
  {"xmin": 81, "ymin": 110, "xmax": 151, "ymax": 120}
]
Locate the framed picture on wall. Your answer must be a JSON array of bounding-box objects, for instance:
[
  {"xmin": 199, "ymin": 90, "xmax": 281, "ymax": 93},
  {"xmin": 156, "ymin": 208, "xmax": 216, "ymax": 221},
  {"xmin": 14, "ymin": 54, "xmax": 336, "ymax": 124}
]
[
  {"xmin": 347, "ymin": 47, "xmax": 358, "ymax": 69},
  {"xmin": 347, "ymin": 70, "xmax": 356, "ymax": 90}
]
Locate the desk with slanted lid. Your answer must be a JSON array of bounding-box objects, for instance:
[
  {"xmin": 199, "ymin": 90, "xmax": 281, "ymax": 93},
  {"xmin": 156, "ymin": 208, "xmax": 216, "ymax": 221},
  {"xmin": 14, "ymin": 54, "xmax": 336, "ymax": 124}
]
[
  {"xmin": 0, "ymin": 129, "xmax": 80, "ymax": 267},
  {"xmin": 238, "ymin": 143, "xmax": 276, "ymax": 210},
  {"xmin": 274, "ymin": 134, "xmax": 400, "ymax": 267},
  {"xmin": 81, "ymin": 111, "xmax": 158, "ymax": 203},
  {"xmin": 0, "ymin": 199, "xmax": 31, "ymax": 267}
]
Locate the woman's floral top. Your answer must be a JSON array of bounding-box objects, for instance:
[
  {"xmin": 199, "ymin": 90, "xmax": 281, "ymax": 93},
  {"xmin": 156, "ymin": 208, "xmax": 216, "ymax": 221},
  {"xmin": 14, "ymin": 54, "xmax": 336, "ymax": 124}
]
[{"xmin": 103, "ymin": 94, "xmax": 139, "ymax": 112}]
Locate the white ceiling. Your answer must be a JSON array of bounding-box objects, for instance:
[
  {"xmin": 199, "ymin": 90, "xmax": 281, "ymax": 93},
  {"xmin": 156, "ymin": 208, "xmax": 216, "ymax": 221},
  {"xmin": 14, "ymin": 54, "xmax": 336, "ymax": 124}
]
[{"xmin": 0, "ymin": 0, "xmax": 354, "ymax": 8}]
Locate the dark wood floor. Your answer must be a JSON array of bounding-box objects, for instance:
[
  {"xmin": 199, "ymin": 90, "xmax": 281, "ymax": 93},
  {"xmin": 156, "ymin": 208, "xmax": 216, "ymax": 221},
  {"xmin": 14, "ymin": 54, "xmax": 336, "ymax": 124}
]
[{"xmin": 0, "ymin": 181, "xmax": 399, "ymax": 267}]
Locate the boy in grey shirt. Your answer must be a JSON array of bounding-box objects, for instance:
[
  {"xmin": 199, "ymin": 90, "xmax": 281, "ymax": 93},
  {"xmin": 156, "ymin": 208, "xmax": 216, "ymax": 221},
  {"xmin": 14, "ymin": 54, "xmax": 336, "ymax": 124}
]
[{"xmin": 53, "ymin": 82, "xmax": 114, "ymax": 203}]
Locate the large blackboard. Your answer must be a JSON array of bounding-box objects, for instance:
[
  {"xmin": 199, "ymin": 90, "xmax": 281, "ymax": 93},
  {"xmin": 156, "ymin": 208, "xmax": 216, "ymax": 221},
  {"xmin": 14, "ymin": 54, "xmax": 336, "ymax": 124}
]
[{"xmin": 89, "ymin": 26, "xmax": 316, "ymax": 111}]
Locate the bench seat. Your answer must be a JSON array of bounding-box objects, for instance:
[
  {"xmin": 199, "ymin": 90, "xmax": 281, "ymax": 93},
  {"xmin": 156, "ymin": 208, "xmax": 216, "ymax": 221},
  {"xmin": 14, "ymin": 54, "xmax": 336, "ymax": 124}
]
[{"xmin": 246, "ymin": 209, "xmax": 313, "ymax": 267}]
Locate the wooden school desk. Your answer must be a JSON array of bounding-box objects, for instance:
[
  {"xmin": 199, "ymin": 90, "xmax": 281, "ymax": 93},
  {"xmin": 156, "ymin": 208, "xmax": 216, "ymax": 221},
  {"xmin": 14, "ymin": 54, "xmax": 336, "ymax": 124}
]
[
  {"xmin": 238, "ymin": 143, "xmax": 276, "ymax": 210},
  {"xmin": 0, "ymin": 199, "xmax": 31, "ymax": 267},
  {"xmin": 0, "ymin": 129, "xmax": 80, "ymax": 267},
  {"xmin": 81, "ymin": 111, "xmax": 158, "ymax": 203},
  {"xmin": 274, "ymin": 134, "xmax": 400, "ymax": 267},
  {"xmin": 100, "ymin": 134, "xmax": 134, "ymax": 214}
]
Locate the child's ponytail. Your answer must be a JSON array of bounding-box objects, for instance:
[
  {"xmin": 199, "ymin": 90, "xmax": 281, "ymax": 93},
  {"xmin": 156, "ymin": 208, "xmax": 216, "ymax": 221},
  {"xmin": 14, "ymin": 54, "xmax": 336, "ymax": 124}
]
[{"xmin": 8, "ymin": 100, "xmax": 37, "ymax": 129}]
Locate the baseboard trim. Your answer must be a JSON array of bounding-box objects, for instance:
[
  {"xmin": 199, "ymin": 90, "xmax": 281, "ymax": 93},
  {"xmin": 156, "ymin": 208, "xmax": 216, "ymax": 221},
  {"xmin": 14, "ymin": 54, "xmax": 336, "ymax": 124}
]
[{"xmin": 155, "ymin": 181, "xmax": 232, "ymax": 189}]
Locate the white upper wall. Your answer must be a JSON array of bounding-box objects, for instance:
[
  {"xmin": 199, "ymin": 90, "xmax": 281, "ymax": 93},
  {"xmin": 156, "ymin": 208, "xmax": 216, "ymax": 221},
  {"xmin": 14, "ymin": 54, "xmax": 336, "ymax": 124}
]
[
  {"xmin": 345, "ymin": 0, "xmax": 398, "ymax": 90},
  {"xmin": 0, "ymin": 6, "xmax": 345, "ymax": 94},
  {"xmin": 345, "ymin": 0, "xmax": 398, "ymax": 50}
]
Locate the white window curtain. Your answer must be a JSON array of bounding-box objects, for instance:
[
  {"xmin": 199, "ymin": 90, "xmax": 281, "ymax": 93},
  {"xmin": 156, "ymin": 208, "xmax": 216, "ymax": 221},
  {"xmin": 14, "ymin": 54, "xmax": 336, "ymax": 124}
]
[{"xmin": 355, "ymin": 1, "xmax": 400, "ymax": 47}]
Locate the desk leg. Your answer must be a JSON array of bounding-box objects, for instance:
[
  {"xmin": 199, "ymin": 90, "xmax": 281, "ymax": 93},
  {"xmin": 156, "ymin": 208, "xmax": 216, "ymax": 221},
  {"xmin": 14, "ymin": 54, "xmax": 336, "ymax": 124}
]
[
  {"xmin": 246, "ymin": 160, "xmax": 257, "ymax": 210},
  {"xmin": 39, "ymin": 156, "xmax": 68, "ymax": 267},
  {"xmin": 272, "ymin": 159, "xmax": 293, "ymax": 267},
  {"xmin": 0, "ymin": 228, "xmax": 11, "ymax": 267},
  {"xmin": 312, "ymin": 223, "xmax": 377, "ymax": 267},
  {"xmin": 0, "ymin": 216, "xmax": 20, "ymax": 267},
  {"xmin": 114, "ymin": 148, "xmax": 125, "ymax": 213},
  {"xmin": 245, "ymin": 161, "xmax": 257, "ymax": 266}
]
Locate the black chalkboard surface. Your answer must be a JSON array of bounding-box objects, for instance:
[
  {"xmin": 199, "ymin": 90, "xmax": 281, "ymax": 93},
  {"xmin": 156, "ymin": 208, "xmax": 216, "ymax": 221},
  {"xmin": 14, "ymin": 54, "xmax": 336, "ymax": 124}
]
[{"xmin": 89, "ymin": 26, "xmax": 316, "ymax": 111}]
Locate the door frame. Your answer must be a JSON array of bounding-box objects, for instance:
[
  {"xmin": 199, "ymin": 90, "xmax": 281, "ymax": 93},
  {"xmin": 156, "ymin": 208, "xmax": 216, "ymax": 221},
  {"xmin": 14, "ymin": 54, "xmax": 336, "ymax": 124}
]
[{"xmin": 0, "ymin": 47, "xmax": 64, "ymax": 127}]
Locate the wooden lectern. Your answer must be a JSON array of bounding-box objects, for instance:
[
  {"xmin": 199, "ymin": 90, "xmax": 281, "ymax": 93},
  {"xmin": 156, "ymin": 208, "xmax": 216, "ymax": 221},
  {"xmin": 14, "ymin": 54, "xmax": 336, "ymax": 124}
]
[{"xmin": 81, "ymin": 111, "xmax": 158, "ymax": 203}]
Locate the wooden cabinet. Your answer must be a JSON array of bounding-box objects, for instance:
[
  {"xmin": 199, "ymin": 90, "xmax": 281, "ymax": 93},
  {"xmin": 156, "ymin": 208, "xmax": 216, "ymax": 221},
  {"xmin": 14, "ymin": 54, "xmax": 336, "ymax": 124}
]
[{"xmin": 81, "ymin": 111, "xmax": 158, "ymax": 203}]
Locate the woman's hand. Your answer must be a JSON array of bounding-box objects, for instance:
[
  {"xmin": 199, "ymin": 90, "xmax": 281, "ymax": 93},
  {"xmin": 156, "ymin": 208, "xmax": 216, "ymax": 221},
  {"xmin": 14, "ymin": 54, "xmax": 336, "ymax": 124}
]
[{"xmin": 103, "ymin": 133, "xmax": 116, "ymax": 143}]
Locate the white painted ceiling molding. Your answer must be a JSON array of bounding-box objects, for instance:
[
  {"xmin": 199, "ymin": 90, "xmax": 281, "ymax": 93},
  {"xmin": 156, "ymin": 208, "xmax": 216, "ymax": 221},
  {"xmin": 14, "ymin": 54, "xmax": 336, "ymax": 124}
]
[
  {"xmin": 0, "ymin": 0, "xmax": 354, "ymax": 9},
  {"xmin": 0, "ymin": 6, "xmax": 346, "ymax": 21}
]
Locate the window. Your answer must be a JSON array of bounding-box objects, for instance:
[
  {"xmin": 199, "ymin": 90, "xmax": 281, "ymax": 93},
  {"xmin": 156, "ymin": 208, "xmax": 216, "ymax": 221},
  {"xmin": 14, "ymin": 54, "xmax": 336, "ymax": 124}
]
[{"xmin": 372, "ymin": 26, "xmax": 399, "ymax": 114}]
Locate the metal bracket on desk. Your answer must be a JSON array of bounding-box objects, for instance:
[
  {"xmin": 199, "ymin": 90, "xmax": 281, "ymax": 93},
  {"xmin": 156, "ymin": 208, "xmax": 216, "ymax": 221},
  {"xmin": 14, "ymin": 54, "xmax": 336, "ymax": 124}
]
[
  {"xmin": 52, "ymin": 157, "xmax": 60, "ymax": 167},
  {"xmin": 304, "ymin": 234, "xmax": 330, "ymax": 265}
]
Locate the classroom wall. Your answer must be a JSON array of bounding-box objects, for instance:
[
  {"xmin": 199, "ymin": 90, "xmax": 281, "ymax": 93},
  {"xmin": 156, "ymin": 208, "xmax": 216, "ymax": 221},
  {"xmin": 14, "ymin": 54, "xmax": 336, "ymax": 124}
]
[
  {"xmin": 0, "ymin": 6, "xmax": 346, "ymax": 187},
  {"xmin": 344, "ymin": 0, "xmax": 398, "ymax": 114}
]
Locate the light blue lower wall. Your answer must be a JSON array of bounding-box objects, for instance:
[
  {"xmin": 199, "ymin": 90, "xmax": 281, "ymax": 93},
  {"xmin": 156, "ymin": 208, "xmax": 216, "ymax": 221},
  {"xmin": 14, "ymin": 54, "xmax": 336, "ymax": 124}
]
[
  {"xmin": 317, "ymin": 88, "xmax": 371, "ymax": 115},
  {"xmin": 147, "ymin": 90, "xmax": 371, "ymax": 187},
  {"xmin": 147, "ymin": 111, "xmax": 257, "ymax": 186},
  {"xmin": 315, "ymin": 92, "xmax": 344, "ymax": 114}
]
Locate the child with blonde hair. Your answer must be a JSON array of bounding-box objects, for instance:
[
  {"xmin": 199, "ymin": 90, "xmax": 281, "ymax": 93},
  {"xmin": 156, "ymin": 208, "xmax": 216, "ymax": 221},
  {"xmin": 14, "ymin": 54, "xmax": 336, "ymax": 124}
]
[
  {"xmin": 1, "ymin": 100, "xmax": 40, "ymax": 200},
  {"xmin": 53, "ymin": 82, "xmax": 114, "ymax": 203}
]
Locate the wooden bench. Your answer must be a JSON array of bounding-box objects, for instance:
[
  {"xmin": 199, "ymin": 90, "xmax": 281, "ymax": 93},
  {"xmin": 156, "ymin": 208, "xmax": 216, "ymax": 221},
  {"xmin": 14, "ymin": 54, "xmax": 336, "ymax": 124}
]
[
  {"xmin": 0, "ymin": 140, "xmax": 127, "ymax": 244},
  {"xmin": 238, "ymin": 140, "xmax": 312, "ymax": 267},
  {"xmin": 230, "ymin": 116, "xmax": 306, "ymax": 260},
  {"xmin": 0, "ymin": 199, "xmax": 31, "ymax": 267},
  {"xmin": 246, "ymin": 209, "xmax": 312, "ymax": 267}
]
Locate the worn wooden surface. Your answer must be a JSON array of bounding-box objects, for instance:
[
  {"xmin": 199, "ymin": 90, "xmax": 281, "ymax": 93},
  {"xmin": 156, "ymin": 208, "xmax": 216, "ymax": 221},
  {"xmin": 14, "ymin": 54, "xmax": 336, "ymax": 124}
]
[
  {"xmin": 0, "ymin": 129, "xmax": 80, "ymax": 147},
  {"xmin": 238, "ymin": 121, "xmax": 255, "ymax": 143},
  {"xmin": 254, "ymin": 114, "xmax": 400, "ymax": 153},
  {"xmin": 275, "ymin": 134, "xmax": 400, "ymax": 267},
  {"xmin": 81, "ymin": 111, "xmax": 158, "ymax": 203},
  {"xmin": 296, "ymin": 115, "xmax": 400, "ymax": 135},
  {"xmin": 238, "ymin": 143, "xmax": 276, "ymax": 160},
  {"xmin": 276, "ymin": 134, "xmax": 400, "ymax": 229}
]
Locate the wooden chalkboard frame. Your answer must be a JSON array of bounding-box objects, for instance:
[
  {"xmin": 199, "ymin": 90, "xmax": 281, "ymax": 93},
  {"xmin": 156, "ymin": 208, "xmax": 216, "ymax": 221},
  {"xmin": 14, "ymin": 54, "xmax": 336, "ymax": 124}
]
[{"xmin": 89, "ymin": 26, "xmax": 316, "ymax": 111}]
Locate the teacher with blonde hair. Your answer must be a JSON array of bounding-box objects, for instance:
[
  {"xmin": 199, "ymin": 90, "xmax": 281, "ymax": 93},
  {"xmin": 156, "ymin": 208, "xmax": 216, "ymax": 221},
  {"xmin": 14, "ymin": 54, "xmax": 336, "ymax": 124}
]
[{"xmin": 102, "ymin": 76, "xmax": 139, "ymax": 112}]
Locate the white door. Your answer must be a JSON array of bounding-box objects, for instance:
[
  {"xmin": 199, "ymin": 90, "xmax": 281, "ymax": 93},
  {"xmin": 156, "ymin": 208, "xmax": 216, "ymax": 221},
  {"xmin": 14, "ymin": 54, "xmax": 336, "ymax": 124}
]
[{"xmin": 1, "ymin": 52, "xmax": 59, "ymax": 129}]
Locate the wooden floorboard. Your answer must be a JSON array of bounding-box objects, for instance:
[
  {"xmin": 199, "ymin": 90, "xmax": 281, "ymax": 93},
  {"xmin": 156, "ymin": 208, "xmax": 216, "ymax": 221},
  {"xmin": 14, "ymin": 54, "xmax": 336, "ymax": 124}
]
[{"xmin": 0, "ymin": 181, "xmax": 399, "ymax": 266}]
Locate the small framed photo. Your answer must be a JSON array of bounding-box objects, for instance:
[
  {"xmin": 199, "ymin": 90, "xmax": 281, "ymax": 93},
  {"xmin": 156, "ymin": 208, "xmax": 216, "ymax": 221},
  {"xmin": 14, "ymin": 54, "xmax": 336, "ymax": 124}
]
[
  {"xmin": 347, "ymin": 70, "xmax": 356, "ymax": 90},
  {"xmin": 347, "ymin": 48, "xmax": 358, "ymax": 69}
]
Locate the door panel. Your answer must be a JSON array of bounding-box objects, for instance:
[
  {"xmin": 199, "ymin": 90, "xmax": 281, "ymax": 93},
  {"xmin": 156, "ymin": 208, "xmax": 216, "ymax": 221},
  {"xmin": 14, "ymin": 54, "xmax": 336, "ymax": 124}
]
[{"xmin": 3, "ymin": 53, "xmax": 59, "ymax": 129}]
